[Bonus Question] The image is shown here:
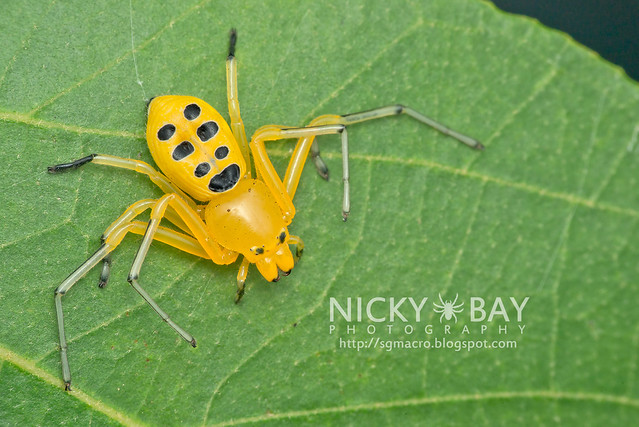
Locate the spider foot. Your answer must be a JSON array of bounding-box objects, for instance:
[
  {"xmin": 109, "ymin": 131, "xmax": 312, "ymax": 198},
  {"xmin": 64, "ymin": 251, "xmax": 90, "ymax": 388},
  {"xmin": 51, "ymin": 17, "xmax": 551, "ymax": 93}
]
[
  {"xmin": 98, "ymin": 253, "xmax": 112, "ymax": 288},
  {"xmin": 311, "ymin": 152, "xmax": 329, "ymax": 181},
  {"xmin": 47, "ymin": 154, "xmax": 97, "ymax": 173},
  {"xmin": 235, "ymin": 280, "xmax": 245, "ymax": 304}
]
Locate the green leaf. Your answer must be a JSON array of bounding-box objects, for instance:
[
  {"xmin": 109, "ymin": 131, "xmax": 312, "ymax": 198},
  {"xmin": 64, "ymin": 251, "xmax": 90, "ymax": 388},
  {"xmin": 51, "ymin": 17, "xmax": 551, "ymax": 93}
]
[{"xmin": 1, "ymin": 0, "xmax": 638, "ymax": 425}]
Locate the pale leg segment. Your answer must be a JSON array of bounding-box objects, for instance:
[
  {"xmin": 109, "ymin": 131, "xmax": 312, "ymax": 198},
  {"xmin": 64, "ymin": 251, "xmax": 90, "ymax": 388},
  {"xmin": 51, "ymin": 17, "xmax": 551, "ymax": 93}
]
[
  {"xmin": 53, "ymin": 194, "xmax": 233, "ymax": 390},
  {"xmin": 53, "ymin": 218, "xmax": 158, "ymax": 390},
  {"xmin": 124, "ymin": 193, "xmax": 238, "ymax": 346},
  {"xmin": 226, "ymin": 30, "xmax": 251, "ymax": 176},
  {"xmin": 98, "ymin": 199, "xmax": 196, "ymax": 288},
  {"xmin": 250, "ymin": 124, "xmax": 348, "ymax": 223},
  {"xmin": 47, "ymin": 154, "xmax": 197, "ymax": 209},
  {"xmin": 126, "ymin": 195, "xmax": 199, "ymax": 348},
  {"xmin": 235, "ymin": 257, "xmax": 251, "ymax": 304},
  {"xmin": 288, "ymin": 235, "xmax": 305, "ymax": 263},
  {"xmin": 283, "ymin": 105, "xmax": 483, "ymax": 219},
  {"xmin": 340, "ymin": 105, "xmax": 483, "ymax": 149},
  {"xmin": 55, "ymin": 244, "xmax": 112, "ymax": 390}
]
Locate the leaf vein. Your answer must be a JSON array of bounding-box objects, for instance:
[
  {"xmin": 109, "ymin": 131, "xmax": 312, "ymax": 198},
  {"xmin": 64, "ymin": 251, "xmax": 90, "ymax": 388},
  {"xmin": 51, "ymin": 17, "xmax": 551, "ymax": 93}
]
[
  {"xmin": 207, "ymin": 390, "xmax": 639, "ymax": 426},
  {"xmin": 423, "ymin": 180, "xmax": 486, "ymax": 390},
  {"xmin": 0, "ymin": 345, "xmax": 145, "ymax": 426}
]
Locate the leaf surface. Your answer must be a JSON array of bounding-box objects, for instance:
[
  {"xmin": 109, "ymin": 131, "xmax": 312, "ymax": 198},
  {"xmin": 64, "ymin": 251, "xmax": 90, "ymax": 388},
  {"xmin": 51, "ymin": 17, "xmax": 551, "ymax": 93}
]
[{"xmin": 1, "ymin": 0, "xmax": 638, "ymax": 425}]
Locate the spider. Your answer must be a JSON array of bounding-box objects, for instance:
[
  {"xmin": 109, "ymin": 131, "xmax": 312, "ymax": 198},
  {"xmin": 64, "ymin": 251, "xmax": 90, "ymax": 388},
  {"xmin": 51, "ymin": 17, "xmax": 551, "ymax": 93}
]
[
  {"xmin": 48, "ymin": 29, "xmax": 483, "ymax": 390},
  {"xmin": 433, "ymin": 293, "xmax": 465, "ymax": 323}
]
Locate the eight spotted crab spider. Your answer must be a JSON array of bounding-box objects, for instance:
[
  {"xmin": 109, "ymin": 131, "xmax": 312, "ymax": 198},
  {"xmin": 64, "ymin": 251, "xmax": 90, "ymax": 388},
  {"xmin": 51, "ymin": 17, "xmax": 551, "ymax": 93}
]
[{"xmin": 48, "ymin": 29, "xmax": 483, "ymax": 390}]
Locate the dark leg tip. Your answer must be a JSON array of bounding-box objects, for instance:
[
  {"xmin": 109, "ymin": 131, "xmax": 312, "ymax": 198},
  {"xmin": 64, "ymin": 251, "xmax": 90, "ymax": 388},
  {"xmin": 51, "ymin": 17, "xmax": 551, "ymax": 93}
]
[
  {"xmin": 234, "ymin": 289, "xmax": 245, "ymax": 304},
  {"xmin": 47, "ymin": 154, "xmax": 96, "ymax": 173},
  {"xmin": 64, "ymin": 382, "xmax": 72, "ymax": 391},
  {"xmin": 190, "ymin": 338, "xmax": 197, "ymax": 348},
  {"xmin": 312, "ymin": 153, "xmax": 330, "ymax": 181},
  {"xmin": 228, "ymin": 28, "xmax": 237, "ymax": 58},
  {"xmin": 271, "ymin": 274, "xmax": 280, "ymax": 283},
  {"xmin": 98, "ymin": 279, "xmax": 108, "ymax": 289},
  {"xmin": 342, "ymin": 211, "xmax": 350, "ymax": 222},
  {"xmin": 314, "ymin": 165, "xmax": 329, "ymax": 181},
  {"xmin": 475, "ymin": 142, "xmax": 485, "ymax": 150},
  {"xmin": 282, "ymin": 269, "xmax": 291, "ymax": 277}
]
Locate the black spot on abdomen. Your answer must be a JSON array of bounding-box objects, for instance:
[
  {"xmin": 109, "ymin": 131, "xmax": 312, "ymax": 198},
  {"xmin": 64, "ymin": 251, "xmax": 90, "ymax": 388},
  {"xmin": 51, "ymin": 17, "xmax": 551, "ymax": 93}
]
[
  {"xmin": 209, "ymin": 164, "xmax": 240, "ymax": 192},
  {"xmin": 197, "ymin": 121, "xmax": 219, "ymax": 142},
  {"xmin": 215, "ymin": 146, "xmax": 229, "ymax": 160},
  {"xmin": 194, "ymin": 162, "xmax": 211, "ymax": 177},
  {"xmin": 184, "ymin": 103, "xmax": 201, "ymax": 120},
  {"xmin": 172, "ymin": 141, "xmax": 195, "ymax": 160},
  {"xmin": 158, "ymin": 124, "xmax": 176, "ymax": 141}
]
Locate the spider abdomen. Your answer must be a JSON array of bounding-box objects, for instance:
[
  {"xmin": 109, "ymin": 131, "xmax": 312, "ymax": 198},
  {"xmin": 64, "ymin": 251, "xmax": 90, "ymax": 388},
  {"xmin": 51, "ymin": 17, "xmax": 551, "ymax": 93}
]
[{"xmin": 146, "ymin": 95, "xmax": 247, "ymax": 202}]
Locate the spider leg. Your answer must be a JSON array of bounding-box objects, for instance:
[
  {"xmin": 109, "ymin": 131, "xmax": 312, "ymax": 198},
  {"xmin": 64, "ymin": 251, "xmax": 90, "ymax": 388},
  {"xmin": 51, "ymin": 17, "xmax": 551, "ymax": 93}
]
[
  {"xmin": 97, "ymin": 242, "xmax": 112, "ymax": 288},
  {"xmin": 97, "ymin": 199, "xmax": 197, "ymax": 288},
  {"xmin": 235, "ymin": 257, "xmax": 250, "ymax": 304},
  {"xmin": 282, "ymin": 105, "xmax": 482, "ymax": 219},
  {"xmin": 438, "ymin": 293, "xmax": 446, "ymax": 306},
  {"xmin": 142, "ymin": 193, "xmax": 238, "ymax": 265},
  {"xmin": 125, "ymin": 193, "xmax": 238, "ymax": 343},
  {"xmin": 250, "ymin": 124, "xmax": 347, "ymax": 222},
  {"xmin": 53, "ymin": 195, "xmax": 229, "ymax": 391},
  {"xmin": 287, "ymin": 235, "xmax": 305, "ymax": 263},
  {"xmin": 126, "ymin": 208, "xmax": 198, "ymax": 348},
  {"xmin": 55, "ymin": 244, "xmax": 112, "ymax": 390},
  {"xmin": 439, "ymin": 294, "xmax": 446, "ymax": 307},
  {"xmin": 225, "ymin": 28, "xmax": 251, "ymax": 175},
  {"xmin": 47, "ymin": 154, "xmax": 197, "ymax": 209}
]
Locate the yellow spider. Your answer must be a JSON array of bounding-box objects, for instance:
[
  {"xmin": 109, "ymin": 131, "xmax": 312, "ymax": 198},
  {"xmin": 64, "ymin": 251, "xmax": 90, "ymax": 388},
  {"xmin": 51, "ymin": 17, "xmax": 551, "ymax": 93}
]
[{"xmin": 48, "ymin": 29, "xmax": 483, "ymax": 390}]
